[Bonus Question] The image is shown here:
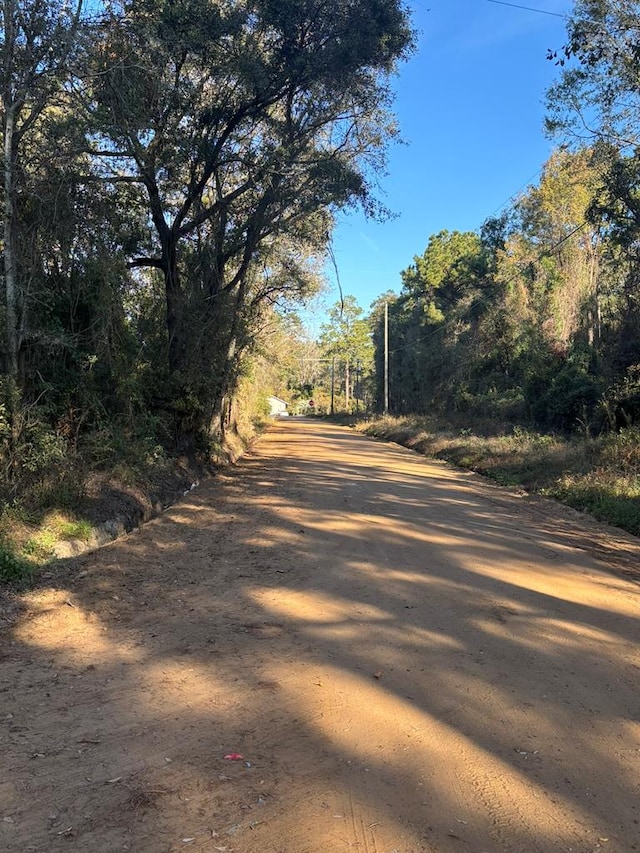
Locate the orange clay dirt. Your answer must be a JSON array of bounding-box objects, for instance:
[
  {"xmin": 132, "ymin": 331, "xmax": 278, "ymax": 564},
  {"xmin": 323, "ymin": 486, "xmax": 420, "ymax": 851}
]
[{"xmin": 1, "ymin": 417, "xmax": 639, "ymax": 853}]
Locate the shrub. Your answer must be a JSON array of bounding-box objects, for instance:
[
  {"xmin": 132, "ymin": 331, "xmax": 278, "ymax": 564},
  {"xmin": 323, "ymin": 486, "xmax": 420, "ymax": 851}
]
[
  {"xmin": 0, "ymin": 540, "xmax": 33, "ymax": 585},
  {"xmin": 600, "ymin": 426, "xmax": 640, "ymax": 474}
]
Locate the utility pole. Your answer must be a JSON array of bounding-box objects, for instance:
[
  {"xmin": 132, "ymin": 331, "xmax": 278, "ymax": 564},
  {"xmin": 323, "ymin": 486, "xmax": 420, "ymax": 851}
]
[
  {"xmin": 330, "ymin": 356, "xmax": 335, "ymax": 415},
  {"xmin": 345, "ymin": 357, "xmax": 350, "ymax": 412},
  {"xmin": 384, "ymin": 301, "xmax": 389, "ymax": 414}
]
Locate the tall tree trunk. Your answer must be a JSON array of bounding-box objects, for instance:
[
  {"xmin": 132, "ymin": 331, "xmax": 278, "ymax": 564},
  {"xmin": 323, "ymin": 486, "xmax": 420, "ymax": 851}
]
[
  {"xmin": 207, "ymin": 282, "xmax": 247, "ymax": 442},
  {"xmin": 158, "ymin": 234, "xmax": 200, "ymax": 453},
  {"xmin": 161, "ymin": 240, "xmax": 241, "ymax": 454},
  {"xmin": 3, "ymin": 104, "xmax": 19, "ymax": 379},
  {"xmin": 162, "ymin": 236, "xmax": 187, "ymax": 376},
  {"xmin": 2, "ymin": 0, "xmax": 19, "ymax": 380}
]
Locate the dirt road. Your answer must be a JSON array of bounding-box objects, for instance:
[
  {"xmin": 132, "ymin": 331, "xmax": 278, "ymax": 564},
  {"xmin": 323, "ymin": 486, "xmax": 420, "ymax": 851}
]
[{"xmin": 1, "ymin": 418, "xmax": 639, "ymax": 853}]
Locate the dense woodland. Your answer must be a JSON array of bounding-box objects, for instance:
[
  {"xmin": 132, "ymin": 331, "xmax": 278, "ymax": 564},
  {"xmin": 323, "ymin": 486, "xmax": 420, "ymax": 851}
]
[
  {"xmin": 371, "ymin": 147, "xmax": 640, "ymax": 431},
  {"xmin": 2, "ymin": 0, "xmax": 640, "ymax": 531},
  {"xmin": 369, "ymin": 1, "xmax": 640, "ymax": 435},
  {"xmin": 0, "ymin": 0, "xmax": 412, "ymax": 487}
]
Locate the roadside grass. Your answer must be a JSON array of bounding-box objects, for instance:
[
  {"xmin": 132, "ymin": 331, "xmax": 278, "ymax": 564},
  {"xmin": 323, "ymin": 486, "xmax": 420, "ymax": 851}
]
[
  {"xmin": 0, "ymin": 504, "xmax": 96, "ymax": 584},
  {"xmin": 23, "ymin": 512, "xmax": 94, "ymax": 559},
  {"xmin": 0, "ymin": 414, "xmax": 262, "ymax": 588},
  {"xmin": 357, "ymin": 416, "xmax": 640, "ymax": 536},
  {"xmin": 0, "ymin": 538, "xmax": 34, "ymax": 586},
  {"xmin": 549, "ymin": 472, "xmax": 640, "ymax": 534}
]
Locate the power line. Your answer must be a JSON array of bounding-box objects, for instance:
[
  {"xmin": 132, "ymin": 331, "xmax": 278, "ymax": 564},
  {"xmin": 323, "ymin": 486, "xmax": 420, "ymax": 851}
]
[
  {"xmin": 384, "ymin": 137, "xmax": 625, "ymax": 360},
  {"xmin": 387, "ymin": 218, "xmax": 591, "ymax": 357},
  {"xmin": 382, "ymin": 170, "xmax": 588, "ymax": 359},
  {"xmin": 485, "ymin": 166, "xmax": 547, "ymax": 220},
  {"xmin": 485, "ymin": 0, "xmax": 568, "ymax": 18}
]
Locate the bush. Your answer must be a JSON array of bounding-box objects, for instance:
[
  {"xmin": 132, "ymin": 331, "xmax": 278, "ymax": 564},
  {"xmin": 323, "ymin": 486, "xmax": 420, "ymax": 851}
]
[
  {"xmin": 600, "ymin": 426, "xmax": 640, "ymax": 474},
  {"xmin": 0, "ymin": 540, "xmax": 32, "ymax": 585},
  {"xmin": 530, "ymin": 356, "xmax": 602, "ymax": 432},
  {"xmin": 0, "ymin": 378, "xmax": 69, "ymax": 485},
  {"xmin": 600, "ymin": 365, "xmax": 640, "ymax": 429},
  {"xmin": 550, "ymin": 473, "xmax": 640, "ymax": 535}
]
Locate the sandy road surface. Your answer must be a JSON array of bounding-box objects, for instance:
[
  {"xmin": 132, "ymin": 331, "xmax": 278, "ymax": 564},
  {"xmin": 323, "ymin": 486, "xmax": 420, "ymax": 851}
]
[{"xmin": 1, "ymin": 418, "xmax": 639, "ymax": 853}]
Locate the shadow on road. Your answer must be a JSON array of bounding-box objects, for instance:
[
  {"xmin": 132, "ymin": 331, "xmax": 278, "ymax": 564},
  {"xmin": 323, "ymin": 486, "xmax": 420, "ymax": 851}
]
[{"xmin": 2, "ymin": 419, "xmax": 639, "ymax": 852}]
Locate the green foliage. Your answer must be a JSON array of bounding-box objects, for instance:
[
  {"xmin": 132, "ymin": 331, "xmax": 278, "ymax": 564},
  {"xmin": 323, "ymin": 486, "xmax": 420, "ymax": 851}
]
[
  {"xmin": 0, "ymin": 540, "xmax": 32, "ymax": 586},
  {"xmin": 599, "ymin": 426, "xmax": 640, "ymax": 473},
  {"xmin": 24, "ymin": 513, "xmax": 93, "ymax": 562},
  {"xmin": 372, "ymin": 145, "xmax": 640, "ymax": 437},
  {"xmin": 549, "ymin": 473, "xmax": 640, "ymax": 535},
  {"xmin": 600, "ymin": 365, "xmax": 640, "ymax": 428},
  {"xmin": 527, "ymin": 348, "xmax": 603, "ymax": 432},
  {"xmin": 402, "ymin": 230, "xmax": 487, "ymax": 307},
  {"xmin": 373, "ymin": 230, "xmax": 493, "ymax": 416},
  {"xmin": 319, "ymin": 296, "xmax": 374, "ymax": 361},
  {"xmin": 318, "ymin": 296, "xmax": 375, "ymax": 412},
  {"xmin": 546, "ymin": 0, "xmax": 640, "ymax": 147},
  {"xmin": 358, "ymin": 414, "xmax": 640, "ymax": 536},
  {"xmin": 0, "ymin": 0, "xmax": 414, "ymax": 491},
  {"xmin": 0, "ymin": 379, "xmax": 67, "ymax": 481},
  {"xmin": 80, "ymin": 0, "xmax": 414, "ymax": 450}
]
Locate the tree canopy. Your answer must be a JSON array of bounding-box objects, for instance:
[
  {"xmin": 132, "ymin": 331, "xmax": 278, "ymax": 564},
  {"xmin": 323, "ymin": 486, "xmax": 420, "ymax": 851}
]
[
  {"xmin": 371, "ymin": 144, "xmax": 640, "ymax": 431},
  {"xmin": 1, "ymin": 0, "xmax": 415, "ymax": 460}
]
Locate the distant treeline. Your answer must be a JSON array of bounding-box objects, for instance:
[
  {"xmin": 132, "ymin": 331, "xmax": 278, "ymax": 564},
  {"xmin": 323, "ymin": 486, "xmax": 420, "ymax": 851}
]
[
  {"xmin": 371, "ymin": 0, "xmax": 640, "ymax": 434},
  {"xmin": 371, "ymin": 146, "xmax": 640, "ymax": 433},
  {"xmin": 0, "ymin": 0, "xmax": 413, "ymax": 485}
]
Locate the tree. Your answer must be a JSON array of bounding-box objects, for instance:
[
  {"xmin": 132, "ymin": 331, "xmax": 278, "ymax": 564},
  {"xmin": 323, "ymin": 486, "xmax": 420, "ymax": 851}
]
[
  {"xmin": 545, "ymin": 3, "xmax": 640, "ymax": 293},
  {"xmin": 515, "ymin": 148, "xmax": 602, "ymax": 348},
  {"xmin": 401, "ymin": 230, "xmax": 487, "ymax": 310},
  {"xmin": 319, "ymin": 295, "xmax": 374, "ymax": 411},
  {"xmin": 389, "ymin": 231, "xmax": 491, "ymax": 414},
  {"xmin": 82, "ymin": 0, "xmax": 414, "ymax": 449},
  {"xmin": 546, "ymin": 0, "xmax": 640, "ymax": 148},
  {"xmin": 546, "ymin": 1, "xmax": 640, "ymax": 412},
  {"xmin": 1, "ymin": 0, "xmax": 84, "ymax": 381},
  {"xmin": 247, "ymin": 308, "xmax": 325, "ymax": 414}
]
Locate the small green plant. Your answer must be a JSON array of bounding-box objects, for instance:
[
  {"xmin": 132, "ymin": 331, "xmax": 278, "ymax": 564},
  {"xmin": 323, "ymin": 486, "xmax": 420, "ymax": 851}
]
[
  {"xmin": 0, "ymin": 540, "xmax": 32, "ymax": 585},
  {"xmin": 509, "ymin": 425, "xmax": 557, "ymax": 450},
  {"xmin": 549, "ymin": 473, "xmax": 640, "ymax": 535},
  {"xmin": 22, "ymin": 536, "xmax": 56, "ymax": 561},
  {"xmin": 23, "ymin": 512, "xmax": 94, "ymax": 563},
  {"xmin": 57, "ymin": 518, "xmax": 93, "ymax": 541}
]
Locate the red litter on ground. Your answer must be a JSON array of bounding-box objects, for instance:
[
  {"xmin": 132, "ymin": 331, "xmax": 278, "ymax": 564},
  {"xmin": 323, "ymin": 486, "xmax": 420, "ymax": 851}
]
[{"xmin": 224, "ymin": 753, "xmax": 244, "ymax": 761}]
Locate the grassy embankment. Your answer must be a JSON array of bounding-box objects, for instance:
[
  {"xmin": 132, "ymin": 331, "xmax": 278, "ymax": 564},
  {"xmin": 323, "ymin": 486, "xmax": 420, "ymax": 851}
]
[
  {"xmin": 3, "ymin": 413, "xmax": 638, "ymax": 587},
  {"xmin": 0, "ymin": 421, "xmax": 261, "ymax": 589},
  {"xmin": 356, "ymin": 416, "xmax": 640, "ymax": 536}
]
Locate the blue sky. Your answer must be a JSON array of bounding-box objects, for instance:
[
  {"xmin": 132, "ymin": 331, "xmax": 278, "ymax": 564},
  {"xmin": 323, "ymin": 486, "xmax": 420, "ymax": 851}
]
[{"xmin": 317, "ymin": 0, "xmax": 574, "ymax": 321}]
